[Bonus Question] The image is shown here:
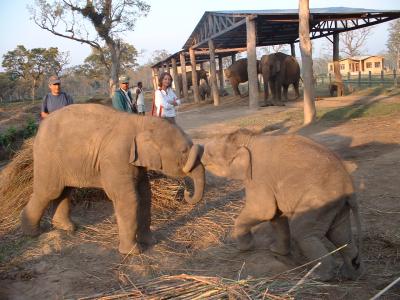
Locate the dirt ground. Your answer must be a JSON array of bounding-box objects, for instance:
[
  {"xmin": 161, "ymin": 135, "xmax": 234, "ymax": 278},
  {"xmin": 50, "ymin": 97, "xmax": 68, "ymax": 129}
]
[{"xmin": 0, "ymin": 90, "xmax": 400, "ymax": 299}]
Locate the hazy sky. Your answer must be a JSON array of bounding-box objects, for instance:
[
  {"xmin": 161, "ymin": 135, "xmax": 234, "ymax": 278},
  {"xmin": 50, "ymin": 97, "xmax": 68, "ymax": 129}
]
[{"xmin": 0, "ymin": 0, "xmax": 399, "ymax": 69}]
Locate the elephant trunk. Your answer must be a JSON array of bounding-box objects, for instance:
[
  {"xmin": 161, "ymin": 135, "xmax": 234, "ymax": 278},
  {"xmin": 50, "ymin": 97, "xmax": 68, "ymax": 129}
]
[
  {"xmin": 182, "ymin": 144, "xmax": 205, "ymax": 204},
  {"xmin": 184, "ymin": 162, "xmax": 205, "ymax": 205}
]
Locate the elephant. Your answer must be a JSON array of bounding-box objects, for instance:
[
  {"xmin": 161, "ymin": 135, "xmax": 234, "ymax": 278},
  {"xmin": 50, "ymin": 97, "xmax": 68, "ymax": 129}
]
[
  {"xmin": 20, "ymin": 104, "xmax": 205, "ymax": 255},
  {"xmin": 260, "ymin": 52, "xmax": 300, "ymax": 106},
  {"xmin": 199, "ymin": 79, "xmax": 211, "ymax": 100},
  {"xmin": 177, "ymin": 70, "xmax": 208, "ymax": 95},
  {"xmin": 201, "ymin": 129, "xmax": 364, "ymax": 281},
  {"xmin": 224, "ymin": 58, "xmax": 261, "ymax": 97}
]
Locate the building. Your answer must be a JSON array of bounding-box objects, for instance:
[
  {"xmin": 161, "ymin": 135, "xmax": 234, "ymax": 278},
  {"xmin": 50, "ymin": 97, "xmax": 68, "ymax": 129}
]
[{"xmin": 328, "ymin": 56, "xmax": 385, "ymax": 75}]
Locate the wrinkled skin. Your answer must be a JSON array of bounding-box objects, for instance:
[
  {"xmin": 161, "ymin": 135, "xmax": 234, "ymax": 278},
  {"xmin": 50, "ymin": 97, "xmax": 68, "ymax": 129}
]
[
  {"xmin": 260, "ymin": 52, "xmax": 300, "ymax": 106},
  {"xmin": 202, "ymin": 129, "xmax": 364, "ymax": 281},
  {"xmin": 21, "ymin": 104, "xmax": 205, "ymax": 255},
  {"xmin": 224, "ymin": 59, "xmax": 261, "ymax": 97},
  {"xmin": 177, "ymin": 70, "xmax": 208, "ymax": 95},
  {"xmin": 199, "ymin": 79, "xmax": 211, "ymax": 100}
]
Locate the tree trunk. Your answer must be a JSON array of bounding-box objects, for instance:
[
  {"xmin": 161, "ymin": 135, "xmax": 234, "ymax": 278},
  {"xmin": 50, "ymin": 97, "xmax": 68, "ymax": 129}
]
[
  {"xmin": 108, "ymin": 41, "xmax": 120, "ymax": 97},
  {"xmin": 246, "ymin": 16, "xmax": 258, "ymax": 109},
  {"xmin": 299, "ymin": 0, "xmax": 316, "ymax": 125},
  {"xmin": 32, "ymin": 78, "xmax": 36, "ymax": 104}
]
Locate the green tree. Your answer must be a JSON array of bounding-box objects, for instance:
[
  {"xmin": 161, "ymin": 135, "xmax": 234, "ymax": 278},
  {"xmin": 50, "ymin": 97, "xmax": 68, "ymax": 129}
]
[
  {"xmin": 0, "ymin": 73, "xmax": 17, "ymax": 103},
  {"xmin": 2, "ymin": 45, "xmax": 68, "ymax": 102},
  {"xmin": 30, "ymin": 0, "xmax": 150, "ymax": 94},
  {"xmin": 387, "ymin": 19, "xmax": 400, "ymax": 69}
]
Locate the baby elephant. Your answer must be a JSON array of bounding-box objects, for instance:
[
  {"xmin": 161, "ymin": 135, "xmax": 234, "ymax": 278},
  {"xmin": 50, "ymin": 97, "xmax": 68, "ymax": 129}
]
[{"xmin": 201, "ymin": 129, "xmax": 363, "ymax": 281}]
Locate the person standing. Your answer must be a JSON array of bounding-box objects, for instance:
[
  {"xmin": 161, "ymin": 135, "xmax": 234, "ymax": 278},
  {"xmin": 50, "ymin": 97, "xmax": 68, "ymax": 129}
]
[
  {"xmin": 112, "ymin": 75, "xmax": 138, "ymax": 113},
  {"xmin": 153, "ymin": 72, "xmax": 180, "ymax": 124},
  {"xmin": 135, "ymin": 81, "xmax": 145, "ymax": 115},
  {"xmin": 41, "ymin": 75, "xmax": 74, "ymax": 119}
]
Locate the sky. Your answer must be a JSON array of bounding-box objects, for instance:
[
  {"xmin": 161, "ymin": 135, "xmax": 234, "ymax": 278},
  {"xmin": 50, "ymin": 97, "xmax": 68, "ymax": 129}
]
[{"xmin": 0, "ymin": 0, "xmax": 399, "ymax": 70}]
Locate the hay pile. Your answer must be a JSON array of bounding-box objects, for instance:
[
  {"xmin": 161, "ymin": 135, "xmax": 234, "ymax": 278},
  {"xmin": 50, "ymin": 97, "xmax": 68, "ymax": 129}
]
[{"xmin": 0, "ymin": 138, "xmax": 186, "ymax": 236}]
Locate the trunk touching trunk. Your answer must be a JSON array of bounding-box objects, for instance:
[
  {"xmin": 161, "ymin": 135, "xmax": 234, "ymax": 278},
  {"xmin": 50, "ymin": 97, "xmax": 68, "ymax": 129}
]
[
  {"xmin": 182, "ymin": 144, "xmax": 205, "ymax": 204},
  {"xmin": 184, "ymin": 162, "xmax": 205, "ymax": 205}
]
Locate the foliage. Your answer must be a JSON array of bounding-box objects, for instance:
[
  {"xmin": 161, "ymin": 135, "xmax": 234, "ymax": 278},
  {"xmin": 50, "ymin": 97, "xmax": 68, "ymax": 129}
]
[
  {"xmin": 149, "ymin": 49, "xmax": 171, "ymax": 65},
  {"xmin": 2, "ymin": 45, "xmax": 69, "ymax": 102},
  {"xmin": 386, "ymin": 19, "xmax": 400, "ymax": 69},
  {"xmin": 0, "ymin": 73, "xmax": 17, "ymax": 102},
  {"xmin": 30, "ymin": 0, "xmax": 150, "ymax": 91},
  {"xmin": 0, "ymin": 118, "xmax": 38, "ymax": 152}
]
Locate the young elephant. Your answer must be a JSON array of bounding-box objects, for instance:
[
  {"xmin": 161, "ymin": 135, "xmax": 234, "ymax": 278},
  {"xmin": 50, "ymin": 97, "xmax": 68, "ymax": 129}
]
[
  {"xmin": 21, "ymin": 104, "xmax": 205, "ymax": 255},
  {"xmin": 201, "ymin": 129, "xmax": 363, "ymax": 281}
]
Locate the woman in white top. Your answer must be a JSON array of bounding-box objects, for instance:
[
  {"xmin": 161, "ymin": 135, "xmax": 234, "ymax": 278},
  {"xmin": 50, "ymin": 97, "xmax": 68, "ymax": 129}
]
[{"xmin": 154, "ymin": 72, "xmax": 180, "ymax": 124}]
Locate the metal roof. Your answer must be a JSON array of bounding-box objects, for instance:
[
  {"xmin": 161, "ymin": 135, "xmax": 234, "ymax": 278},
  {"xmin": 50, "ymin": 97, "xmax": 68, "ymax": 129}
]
[{"xmin": 151, "ymin": 7, "xmax": 400, "ymax": 68}]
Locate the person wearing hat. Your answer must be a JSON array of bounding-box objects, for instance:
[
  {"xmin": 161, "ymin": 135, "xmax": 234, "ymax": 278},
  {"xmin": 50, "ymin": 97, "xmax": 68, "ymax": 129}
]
[
  {"xmin": 112, "ymin": 75, "xmax": 138, "ymax": 114},
  {"xmin": 41, "ymin": 75, "xmax": 74, "ymax": 119}
]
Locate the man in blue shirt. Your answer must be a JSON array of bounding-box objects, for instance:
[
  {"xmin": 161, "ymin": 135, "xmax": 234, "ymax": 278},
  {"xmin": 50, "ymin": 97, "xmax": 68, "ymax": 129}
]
[
  {"xmin": 41, "ymin": 75, "xmax": 74, "ymax": 119},
  {"xmin": 112, "ymin": 75, "xmax": 138, "ymax": 113}
]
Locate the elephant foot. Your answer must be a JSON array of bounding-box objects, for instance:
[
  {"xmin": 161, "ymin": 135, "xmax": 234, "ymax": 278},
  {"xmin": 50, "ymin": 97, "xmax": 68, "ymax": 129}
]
[
  {"xmin": 261, "ymin": 101, "xmax": 274, "ymax": 107},
  {"xmin": 235, "ymin": 232, "xmax": 255, "ymax": 251},
  {"xmin": 137, "ymin": 231, "xmax": 156, "ymax": 246},
  {"xmin": 20, "ymin": 209, "xmax": 41, "ymax": 236},
  {"xmin": 340, "ymin": 261, "xmax": 364, "ymax": 280},
  {"xmin": 269, "ymin": 240, "xmax": 290, "ymax": 256},
  {"xmin": 52, "ymin": 219, "xmax": 76, "ymax": 233},
  {"xmin": 118, "ymin": 242, "xmax": 141, "ymax": 255},
  {"xmin": 272, "ymin": 101, "xmax": 285, "ymax": 106}
]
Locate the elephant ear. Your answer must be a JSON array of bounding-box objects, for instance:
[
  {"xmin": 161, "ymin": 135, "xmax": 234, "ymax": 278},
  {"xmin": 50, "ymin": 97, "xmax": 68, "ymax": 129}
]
[
  {"xmin": 229, "ymin": 146, "xmax": 252, "ymax": 181},
  {"xmin": 129, "ymin": 131, "xmax": 162, "ymax": 170}
]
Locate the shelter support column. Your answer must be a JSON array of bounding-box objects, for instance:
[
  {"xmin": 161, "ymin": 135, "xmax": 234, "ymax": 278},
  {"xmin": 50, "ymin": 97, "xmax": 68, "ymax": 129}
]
[
  {"xmin": 189, "ymin": 47, "xmax": 200, "ymax": 103},
  {"xmin": 208, "ymin": 39, "xmax": 220, "ymax": 106},
  {"xmin": 217, "ymin": 55, "xmax": 225, "ymax": 92},
  {"xmin": 246, "ymin": 16, "xmax": 258, "ymax": 109},
  {"xmin": 171, "ymin": 58, "xmax": 181, "ymax": 98},
  {"xmin": 179, "ymin": 52, "xmax": 189, "ymax": 99},
  {"xmin": 231, "ymin": 54, "xmax": 236, "ymax": 64},
  {"xmin": 290, "ymin": 43, "xmax": 296, "ymax": 57},
  {"xmin": 151, "ymin": 68, "xmax": 159, "ymax": 90},
  {"xmin": 333, "ymin": 33, "xmax": 344, "ymax": 95}
]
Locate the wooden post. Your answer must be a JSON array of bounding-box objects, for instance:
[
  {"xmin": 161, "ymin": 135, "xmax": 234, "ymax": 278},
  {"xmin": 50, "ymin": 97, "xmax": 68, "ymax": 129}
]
[
  {"xmin": 358, "ymin": 71, "xmax": 361, "ymax": 87},
  {"xmin": 333, "ymin": 33, "xmax": 344, "ymax": 96},
  {"xmin": 152, "ymin": 67, "xmax": 159, "ymax": 90},
  {"xmin": 179, "ymin": 52, "xmax": 189, "ymax": 99},
  {"xmin": 161, "ymin": 65, "xmax": 165, "ymax": 74},
  {"xmin": 381, "ymin": 70, "xmax": 384, "ymax": 86},
  {"xmin": 299, "ymin": 0, "xmax": 316, "ymax": 124},
  {"xmin": 171, "ymin": 58, "xmax": 181, "ymax": 98},
  {"xmin": 217, "ymin": 55, "xmax": 225, "ymax": 91},
  {"xmin": 189, "ymin": 47, "xmax": 200, "ymax": 103},
  {"xmin": 165, "ymin": 63, "xmax": 170, "ymax": 74},
  {"xmin": 329, "ymin": 73, "xmax": 332, "ymax": 85},
  {"xmin": 231, "ymin": 53, "xmax": 236, "ymax": 64},
  {"xmin": 208, "ymin": 39, "xmax": 220, "ymax": 106},
  {"xmin": 347, "ymin": 72, "xmax": 350, "ymax": 81},
  {"xmin": 290, "ymin": 43, "xmax": 296, "ymax": 57},
  {"xmin": 369, "ymin": 71, "xmax": 372, "ymax": 87},
  {"xmin": 246, "ymin": 16, "xmax": 258, "ymax": 109},
  {"xmin": 394, "ymin": 69, "xmax": 397, "ymax": 87}
]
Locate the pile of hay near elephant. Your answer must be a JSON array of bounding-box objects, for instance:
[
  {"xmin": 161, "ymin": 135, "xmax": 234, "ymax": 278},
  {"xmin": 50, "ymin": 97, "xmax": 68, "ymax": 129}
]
[{"xmin": 0, "ymin": 138, "xmax": 187, "ymax": 237}]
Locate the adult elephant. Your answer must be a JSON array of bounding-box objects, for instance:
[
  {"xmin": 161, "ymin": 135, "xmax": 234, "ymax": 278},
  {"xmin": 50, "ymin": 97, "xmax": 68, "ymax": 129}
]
[
  {"xmin": 202, "ymin": 129, "xmax": 364, "ymax": 281},
  {"xmin": 177, "ymin": 70, "xmax": 208, "ymax": 96},
  {"xmin": 21, "ymin": 104, "xmax": 205, "ymax": 255},
  {"xmin": 224, "ymin": 58, "xmax": 261, "ymax": 97},
  {"xmin": 260, "ymin": 52, "xmax": 300, "ymax": 106}
]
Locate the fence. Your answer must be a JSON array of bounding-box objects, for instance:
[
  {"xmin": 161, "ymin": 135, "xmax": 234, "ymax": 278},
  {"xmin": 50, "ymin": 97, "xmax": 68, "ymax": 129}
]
[{"xmin": 315, "ymin": 70, "xmax": 398, "ymax": 89}]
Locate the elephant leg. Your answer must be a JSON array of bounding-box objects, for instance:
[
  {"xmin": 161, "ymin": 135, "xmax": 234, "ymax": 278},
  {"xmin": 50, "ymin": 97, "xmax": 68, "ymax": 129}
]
[
  {"xmin": 290, "ymin": 212, "xmax": 335, "ymax": 281},
  {"xmin": 233, "ymin": 206, "xmax": 263, "ymax": 251},
  {"xmin": 294, "ymin": 81, "xmax": 300, "ymax": 99},
  {"xmin": 232, "ymin": 81, "xmax": 241, "ymax": 96},
  {"xmin": 21, "ymin": 180, "xmax": 65, "ymax": 236},
  {"xmin": 282, "ymin": 85, "xmax": 289, "ymax": 101},
  {"xmin": 269, "ymin": 215, "xmax": 290, "ymax": 255},
  {"xmin": 327, "ymin": 205, "xmax": 364, "ymax": 280},
  {"xmin": 136, "ymin": 171, "xmax": 155, "ymax": 246},
  {"xmin": 51, "ymin": 187, "xmax": 75, "ymax": 232}
]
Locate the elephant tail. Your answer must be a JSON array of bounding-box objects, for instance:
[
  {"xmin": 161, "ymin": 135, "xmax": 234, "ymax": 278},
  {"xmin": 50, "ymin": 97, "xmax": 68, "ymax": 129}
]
[{"xmin": 347, "ymin": 193, "xmax": 363, "ymax": 268}]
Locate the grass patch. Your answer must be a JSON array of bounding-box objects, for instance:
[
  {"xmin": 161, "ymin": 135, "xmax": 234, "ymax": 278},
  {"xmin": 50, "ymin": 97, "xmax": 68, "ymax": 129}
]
[{"xmin": 318, "ymin": 102, "xmax": 400, "ymax": 122}]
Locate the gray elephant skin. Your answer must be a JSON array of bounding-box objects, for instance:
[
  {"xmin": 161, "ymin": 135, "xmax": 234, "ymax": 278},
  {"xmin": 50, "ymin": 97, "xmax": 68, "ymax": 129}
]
[
  {"xmin": 224, "ymin": 58, "xmax": 261, "ymax": 97},
  {"xmin": 260, "ymin": 52, "xmax": 300, "ymax": 105},
  {"xmin": 201, "ymin": 129, "xmax": 363, "ymax": 281},
  {"xmin": 21, "ymin": 104, "xmax": 205, "ymax": 255},
  {"xmin": 177, "ymin": 70, "xmax": 208, "ymax": 95},
  {"xmin": 199, "ymin": 79, "xmax": 211, "ymax": 100}
]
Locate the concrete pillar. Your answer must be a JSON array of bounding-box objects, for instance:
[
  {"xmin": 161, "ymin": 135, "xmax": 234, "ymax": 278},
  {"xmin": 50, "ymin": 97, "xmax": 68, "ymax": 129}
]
[
  {"xmin": 189, "ymin": 47, "xmax": 200, "ymax": 103},
  {"xmin": 208, "ymin": 39, "xmax": 220, "ymax": 106},
  {"xmin": 179, "ymin": 52, "xmax": 189, "ymax": 99},
  {"xmin": 246, "ymin": 16, "xmax": 258, "ymax": 109}
]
